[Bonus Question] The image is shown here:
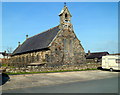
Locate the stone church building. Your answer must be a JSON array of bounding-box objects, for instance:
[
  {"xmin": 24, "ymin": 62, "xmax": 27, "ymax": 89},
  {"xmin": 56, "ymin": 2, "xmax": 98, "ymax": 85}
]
[{"xmin": 11, "ymin": 5, "xmax": 86, "ymax": 67}]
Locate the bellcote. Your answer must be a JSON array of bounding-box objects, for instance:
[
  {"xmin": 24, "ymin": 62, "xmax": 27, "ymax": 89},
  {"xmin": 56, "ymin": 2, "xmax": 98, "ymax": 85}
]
[{"xmin": 59, "ymin": 4, "xmax": 72, "ymax": 25}]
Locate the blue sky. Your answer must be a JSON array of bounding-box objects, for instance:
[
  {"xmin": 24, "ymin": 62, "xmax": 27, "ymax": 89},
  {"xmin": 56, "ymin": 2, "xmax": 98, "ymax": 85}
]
[{"xmin": 2, "ymin": 2, "xmax": 118, "ymax": 54}]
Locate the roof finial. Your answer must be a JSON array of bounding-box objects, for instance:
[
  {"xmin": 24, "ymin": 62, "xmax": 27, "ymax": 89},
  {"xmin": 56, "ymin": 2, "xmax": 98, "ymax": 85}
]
[{"xmin": 64, "ymin": 2, "xmax": 66, "ymax": 7}]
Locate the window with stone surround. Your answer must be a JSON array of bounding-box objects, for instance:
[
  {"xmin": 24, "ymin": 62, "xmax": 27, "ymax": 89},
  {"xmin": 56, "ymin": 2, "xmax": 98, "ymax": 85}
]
[
  {"xmin": 26, "ymin": 56, "xmax": 28, "ymax": 63},
  {"xmin": 37, "ymin": 54, "xmax": 39, "ymax": 61},
  {"xmin": 22, "ymin": 57, "xmax": 24, "ymax": 63},
  {"xmin": 63, "ymin": 39, "xmax": 67, "ymax": 52},
  {"xmin": 70, "ymin": 39, "xmax": 73, "ymax": 57},
  {"xmin": 31, "ymin": 56, "xmax": 34, "ymax": 63},
  {"xmin": 65, "ymin": 13, "xmax": 68, "ymax": 19},
  {"xmin": 45, "ymin": 54, "xmax": 49, "ymax": 62},
  {"xmin": 19, "ymin": 57, "xmax": 21, "ymax": 63},
  {"xmin": 63, "ymin": 38, "xmax": 73, "ymax": 57}
]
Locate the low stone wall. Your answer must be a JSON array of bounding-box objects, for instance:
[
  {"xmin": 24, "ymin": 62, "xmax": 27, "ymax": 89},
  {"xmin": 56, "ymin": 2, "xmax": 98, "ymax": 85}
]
[{"xmin": 5, "ymin": 63, "xmax": 101, "ymax": 73}]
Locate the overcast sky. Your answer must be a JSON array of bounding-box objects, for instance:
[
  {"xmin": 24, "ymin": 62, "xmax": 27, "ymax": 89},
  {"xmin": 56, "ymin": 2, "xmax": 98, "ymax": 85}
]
[{"xmin": 2, "ymin": 2, "xmax": 118, "ymax": 54}]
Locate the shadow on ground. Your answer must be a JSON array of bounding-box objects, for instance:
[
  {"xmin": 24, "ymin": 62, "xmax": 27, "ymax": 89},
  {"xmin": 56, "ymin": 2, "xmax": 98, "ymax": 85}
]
[
  {"xmin": 97, "ymin": 67, "xmax": 120, "ymax": 72},
  {"xmin": 0, "ymin": 73, "xmax": 10, "ymax": 86}
]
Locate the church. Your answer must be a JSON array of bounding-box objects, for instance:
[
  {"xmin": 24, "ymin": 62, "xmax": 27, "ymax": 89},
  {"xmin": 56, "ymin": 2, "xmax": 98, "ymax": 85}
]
[{"xmin": 11, "ymin": 4, "xmax": 86, "ymax": 67}]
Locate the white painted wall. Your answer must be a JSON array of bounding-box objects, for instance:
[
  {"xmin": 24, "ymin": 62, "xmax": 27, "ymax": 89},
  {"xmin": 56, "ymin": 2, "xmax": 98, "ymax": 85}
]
[{"xmin": 0, "ymin": 54, "xmax": 3, "ymax": 58}]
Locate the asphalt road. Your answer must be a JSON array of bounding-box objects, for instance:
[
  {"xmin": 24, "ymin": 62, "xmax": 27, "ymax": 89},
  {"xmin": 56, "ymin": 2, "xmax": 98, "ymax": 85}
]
[{"xmin": 3, "ymin": 76, "xmax": 119, "ymax": 93}]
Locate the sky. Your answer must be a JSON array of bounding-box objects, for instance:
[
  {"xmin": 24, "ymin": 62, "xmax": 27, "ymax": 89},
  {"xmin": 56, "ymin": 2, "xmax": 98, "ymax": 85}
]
[{"xmin": 2, "ymin": 2, "xmax": 118, "ymax": 54}]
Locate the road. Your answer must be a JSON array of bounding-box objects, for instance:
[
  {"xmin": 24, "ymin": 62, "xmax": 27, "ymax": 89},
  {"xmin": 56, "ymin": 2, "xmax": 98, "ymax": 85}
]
[{"xmin": 3, "ymin": 76, "xmax": 119, "ymax": 93}]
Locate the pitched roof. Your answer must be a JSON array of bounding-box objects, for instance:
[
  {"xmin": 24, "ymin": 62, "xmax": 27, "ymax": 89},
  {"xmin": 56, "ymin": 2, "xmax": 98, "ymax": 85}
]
[
  {"xmin": 109, "ymin": 53, "xmax": 120, "ymax": 55},
  {"xmin": 12, "ymin": 25, "xmax": 60, "ymax": 55},
  {"xmin": 86, "ymin": 52, "xmax": 109, "ymax": 59}
]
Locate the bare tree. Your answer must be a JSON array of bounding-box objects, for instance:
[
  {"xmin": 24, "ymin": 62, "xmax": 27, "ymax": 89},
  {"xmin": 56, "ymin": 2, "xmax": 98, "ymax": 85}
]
[{"xmin": 6, "ymin": 47, "xmax": 13, "ymax": 53}]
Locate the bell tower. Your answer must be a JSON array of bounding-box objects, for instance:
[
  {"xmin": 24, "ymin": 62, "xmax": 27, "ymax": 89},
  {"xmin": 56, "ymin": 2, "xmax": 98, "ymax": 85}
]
[{"xmin": 59, "ymin": 3, "xmax": 73, "ymax": 31}]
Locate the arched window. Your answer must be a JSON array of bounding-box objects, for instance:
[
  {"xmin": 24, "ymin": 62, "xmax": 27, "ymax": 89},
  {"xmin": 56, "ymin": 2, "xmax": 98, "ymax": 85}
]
[
  {"xmin": 65, "ymin": 13, "xmax": 68, "ymax": 19},
  {"xmin": 65, "ymin": 13, "xmax": 68, "ymax": 22}
]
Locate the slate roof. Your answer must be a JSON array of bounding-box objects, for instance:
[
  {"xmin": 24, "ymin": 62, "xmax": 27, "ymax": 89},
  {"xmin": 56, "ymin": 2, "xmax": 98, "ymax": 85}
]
[
  {"xmin": 12, "ymin": 25, "xmax": 60, "ymax": 56},
  {"xmin": 86, "ymin": 52, "xmax": 109, "ymax": 59}
]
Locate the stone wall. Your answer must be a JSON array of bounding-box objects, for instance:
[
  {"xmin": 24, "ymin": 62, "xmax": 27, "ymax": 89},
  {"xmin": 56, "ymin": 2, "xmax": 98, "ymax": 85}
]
[
  {"xmin": 86, "ymin": 59, "xmax": 102, "ymax": 63},
  {"xmin": 5, "ymin": 63, "xmax": 101, "ymax": 73},
  {"xmin": 10, "ymin": 50, "xmax": 50, "ymax": 66},
  {"xmin": 48, "ymin": 28, "xmax": 86, "ymax": 66}
]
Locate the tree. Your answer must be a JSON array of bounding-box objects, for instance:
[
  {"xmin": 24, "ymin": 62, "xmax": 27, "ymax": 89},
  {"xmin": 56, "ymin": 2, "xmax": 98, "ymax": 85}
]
[{"xmin": 6, "ymin": 47, "xmax": 13, "ymax": 53}]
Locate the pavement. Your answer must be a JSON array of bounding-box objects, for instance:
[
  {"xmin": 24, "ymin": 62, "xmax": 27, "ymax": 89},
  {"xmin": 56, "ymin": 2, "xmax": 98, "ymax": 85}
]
[{"xmin": 1, "ymin": 70, "xmax": 119, "ymax": 91}]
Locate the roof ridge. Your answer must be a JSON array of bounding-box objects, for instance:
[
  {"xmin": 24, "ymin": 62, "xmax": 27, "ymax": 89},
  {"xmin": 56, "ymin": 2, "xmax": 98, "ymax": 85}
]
[{"xmin": 28, "ymin": 25, "xmax": 59, "ymax": 40}]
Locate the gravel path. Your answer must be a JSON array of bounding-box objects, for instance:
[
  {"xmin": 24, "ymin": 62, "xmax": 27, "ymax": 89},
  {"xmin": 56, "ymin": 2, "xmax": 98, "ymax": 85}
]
[{"xmin": 2, "ymin": 70, "xmax": 118, "ymax": 91}]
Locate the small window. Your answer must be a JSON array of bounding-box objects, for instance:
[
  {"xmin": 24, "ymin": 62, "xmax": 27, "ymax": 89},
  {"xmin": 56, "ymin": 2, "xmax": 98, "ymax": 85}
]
[
  {"xmin": 26, "ymin": 56, "xmax": 28, "ymax": 63},
  {"xmin": 63, "ymin": 39, "xmax": 67, "ymax": 52},
  {"xmin": 19, "ymin": 57, "xmax": 21, "ymax": 63},
  {"xmin": 22, "ymin": 57, "xmax": 24, "ymax": 63},
  {"xmin": 45, "ymin": 54, "xmax": 49, "ymax": 62},
  {"xmin": 37, "ymin": 55, "xmax": 39, "ymax": 61},
  {"xmin": 116, "ymin": 59, "xmax": 120, "ymax": 63},
  {"xmin": 65, "ymin": 13, "xmax": 68, "ymax": 19},
  {"xmin": 31, "ymin": 56, "xmax": 34, "ymax": 63}
]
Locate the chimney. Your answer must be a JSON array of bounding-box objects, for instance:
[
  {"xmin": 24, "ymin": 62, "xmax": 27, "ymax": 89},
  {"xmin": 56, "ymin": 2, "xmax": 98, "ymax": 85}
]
[
  {"xmin": 18, "ymin": 42, "xmax": 20, "ymax": 46},
  {"xmin": 26, "ymin": 35, "xmax": 28, "ymax": 39},
  {"xmin": 88, "ymin": 50, "xmax": 90, "ymax": 55}
]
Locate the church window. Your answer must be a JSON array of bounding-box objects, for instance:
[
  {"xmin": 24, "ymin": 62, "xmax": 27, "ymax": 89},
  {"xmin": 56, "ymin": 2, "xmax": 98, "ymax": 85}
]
[
  {"xmin": 22, "ymin": 57, "xmax": 24, "ymax": 63},
  {"xmin": 65, "ymin": 13, "xmax": 68, "ymax": 22},
  {"xmin": 15, "ymin": 58, "xmax": 17, "ymax": 62},
  {"xmin": 63, "ymin": 38, "xmax": 73, "ymax": 56},
  {"xmin": 65, "ymin": 13, "xmax": 68, "ymax": 19},
  {"xmin": 63, "ymin": 39, "xmax": 67, "ymax": 52},
  {"xmin": 31, "ymin": 56, "xmax": 34, "ymax": 63},
  {"xmin": 29, "ymin": 55, "xmax": 31, "ymax": 63},
  {"xmin": 37, "ymin": 54, "xmax": 39, "ymax": 61},
  {"xmin": 16, "ymin": 58, "xmax": 19, "ymax": 63},
  {"xmin": 19, "ymin": 57, "xmax": 21, "ymax": 63},
  {"xmin": 70, "ymin": 40, "xmax": 73, "ymax": 56},
  {"xmin": 26, "ymin": 56, "xmax": 28, "ymax": 63},
  {"xmin": 45, "ymin": 54, "xmax": 49, "ymax": 62}
]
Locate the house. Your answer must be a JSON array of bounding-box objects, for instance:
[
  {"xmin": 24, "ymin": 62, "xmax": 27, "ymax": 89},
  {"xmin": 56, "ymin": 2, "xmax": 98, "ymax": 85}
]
[
  {"xmin": 0, "ymin": 51, "xmax": 11, "ymax": 65},
  {"xmin": 11, "ymin": 4, "xmax": 86, "ymax": 67},
  {"xmin": 86, "ymin": 50, "xmax": 109, "ymax": 63},
  {"xmin": 0, "ymin": 51, "xmax": 11, "ymax": 59}
]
